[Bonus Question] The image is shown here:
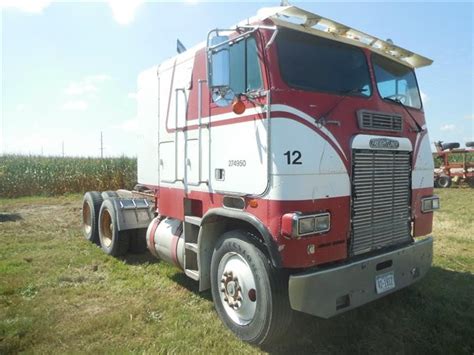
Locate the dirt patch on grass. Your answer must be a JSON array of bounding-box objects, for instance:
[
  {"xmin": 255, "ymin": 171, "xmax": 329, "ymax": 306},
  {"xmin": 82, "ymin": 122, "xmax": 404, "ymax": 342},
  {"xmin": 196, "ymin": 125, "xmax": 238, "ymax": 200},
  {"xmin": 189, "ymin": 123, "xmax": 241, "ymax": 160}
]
[{"xmin": 0, "ymin": 213, "xmax": 23, "ymax": 222}]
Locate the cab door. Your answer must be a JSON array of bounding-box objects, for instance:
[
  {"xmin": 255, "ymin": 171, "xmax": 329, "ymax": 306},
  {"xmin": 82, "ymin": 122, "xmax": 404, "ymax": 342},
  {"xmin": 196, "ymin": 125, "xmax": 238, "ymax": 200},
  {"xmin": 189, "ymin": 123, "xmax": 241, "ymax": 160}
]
[{"xmin": 208, "ymin": 35, "xmax": 269, "ymax": 196}]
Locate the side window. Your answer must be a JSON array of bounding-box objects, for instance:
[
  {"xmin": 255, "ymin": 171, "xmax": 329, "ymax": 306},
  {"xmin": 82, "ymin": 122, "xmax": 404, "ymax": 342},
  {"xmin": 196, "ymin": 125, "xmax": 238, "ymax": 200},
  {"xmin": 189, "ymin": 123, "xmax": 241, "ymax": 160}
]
[
  {"xmin": 246, "ymin": 38, "xmax": 262, "ymax": 91},
  {"xmin": 229, "ymin": 37, "xmax": 262, "ymax": 94}
]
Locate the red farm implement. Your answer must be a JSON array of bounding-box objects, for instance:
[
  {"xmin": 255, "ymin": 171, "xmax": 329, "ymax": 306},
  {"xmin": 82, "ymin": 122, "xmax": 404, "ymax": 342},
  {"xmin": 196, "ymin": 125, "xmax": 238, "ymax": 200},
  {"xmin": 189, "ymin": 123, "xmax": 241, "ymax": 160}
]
[{"xmin": 433, "ymin": 141, "xmax": 474, "ymax": 188}]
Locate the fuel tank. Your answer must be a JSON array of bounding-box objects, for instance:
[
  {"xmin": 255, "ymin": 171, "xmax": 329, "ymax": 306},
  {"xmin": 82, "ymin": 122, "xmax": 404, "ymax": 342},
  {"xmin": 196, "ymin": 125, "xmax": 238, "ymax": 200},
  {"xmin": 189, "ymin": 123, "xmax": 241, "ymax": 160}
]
[{"xmin": 146, "ymin": 217, "xmax": 184, "ymax": 269}]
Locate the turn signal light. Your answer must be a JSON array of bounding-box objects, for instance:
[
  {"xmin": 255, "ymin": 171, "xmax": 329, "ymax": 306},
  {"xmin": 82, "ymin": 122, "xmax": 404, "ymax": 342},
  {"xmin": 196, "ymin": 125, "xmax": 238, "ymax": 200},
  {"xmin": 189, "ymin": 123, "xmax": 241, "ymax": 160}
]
[
  {"xmin": 248, "ymin": 199, "xmax": 258, "ymax": 208},
  {"xmin": 232, "ymin": 97, "xmax": 246, "ymax": 115}
]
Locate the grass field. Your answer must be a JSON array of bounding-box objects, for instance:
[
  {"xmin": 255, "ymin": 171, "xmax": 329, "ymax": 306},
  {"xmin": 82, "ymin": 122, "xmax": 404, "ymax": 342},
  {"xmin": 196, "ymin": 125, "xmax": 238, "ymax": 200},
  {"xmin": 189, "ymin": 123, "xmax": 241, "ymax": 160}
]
[{"xmin": 0, "ymin": 189, "xmax": 473, "ymax": 354}]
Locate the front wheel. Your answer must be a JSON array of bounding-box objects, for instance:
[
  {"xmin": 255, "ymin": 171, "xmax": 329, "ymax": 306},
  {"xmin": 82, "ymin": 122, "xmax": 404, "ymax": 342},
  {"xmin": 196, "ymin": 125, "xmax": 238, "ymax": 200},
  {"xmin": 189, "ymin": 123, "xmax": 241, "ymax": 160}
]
[{"xmin": 210, "ymin": 231, "xmax": 292, "ymax": 345}]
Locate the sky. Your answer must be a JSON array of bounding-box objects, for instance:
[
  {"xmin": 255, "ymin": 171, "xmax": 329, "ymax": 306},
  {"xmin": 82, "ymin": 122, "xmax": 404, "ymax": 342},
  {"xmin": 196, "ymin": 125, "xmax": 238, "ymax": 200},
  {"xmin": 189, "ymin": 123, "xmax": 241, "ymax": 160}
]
[{"xmin": 0, "ymin": 0, "xmax": 473, "ymax": 157}]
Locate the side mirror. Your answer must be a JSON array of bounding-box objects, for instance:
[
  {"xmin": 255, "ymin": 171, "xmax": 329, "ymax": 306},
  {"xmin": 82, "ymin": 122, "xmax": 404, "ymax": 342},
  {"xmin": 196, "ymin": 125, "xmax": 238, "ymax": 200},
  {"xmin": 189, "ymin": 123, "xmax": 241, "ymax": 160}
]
[{"xmin": 207, "ymin": 35, "xmax": 234, "ymax": 107}]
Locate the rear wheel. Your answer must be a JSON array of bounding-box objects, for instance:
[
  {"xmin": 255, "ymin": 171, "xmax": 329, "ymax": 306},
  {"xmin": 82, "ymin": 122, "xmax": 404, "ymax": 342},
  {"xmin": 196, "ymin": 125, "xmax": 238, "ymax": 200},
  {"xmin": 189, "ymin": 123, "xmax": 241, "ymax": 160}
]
[
  {"xmin": 98, "ymin": 199, "xmax": 129, "ymax": 256},
  {"xmin": 101, "ymin": 191, "xmax": 119, "ymax": 200},
  {"xmin": 210, "ymin": 231, "xmax": 292, "ymax": 345},
  {"xmin": 82, "ymin": 191, "xmax": 103, "ymax": 245},
  {"xmin": 437, "ymin": 175, "xmax": 452, "ymax": 188},
  {"xmin": 128, "ymin": 229, "xmax": 148, "ymax": 253}
]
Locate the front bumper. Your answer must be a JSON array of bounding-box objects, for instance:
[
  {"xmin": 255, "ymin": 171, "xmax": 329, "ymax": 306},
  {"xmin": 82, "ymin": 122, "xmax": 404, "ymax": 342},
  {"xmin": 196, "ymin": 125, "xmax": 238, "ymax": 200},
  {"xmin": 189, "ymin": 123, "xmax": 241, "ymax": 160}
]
[{"xmin": 288, "ymin": 237, "xmax": 433, "ymax": 318}]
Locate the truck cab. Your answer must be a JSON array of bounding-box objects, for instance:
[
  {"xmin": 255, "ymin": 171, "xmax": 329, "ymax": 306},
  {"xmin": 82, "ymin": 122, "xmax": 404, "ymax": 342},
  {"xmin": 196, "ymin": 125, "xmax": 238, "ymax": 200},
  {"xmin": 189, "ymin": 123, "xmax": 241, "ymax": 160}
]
[{"xmin": 83, "ymin": 5, "xmax": 439, "ymax": 346}]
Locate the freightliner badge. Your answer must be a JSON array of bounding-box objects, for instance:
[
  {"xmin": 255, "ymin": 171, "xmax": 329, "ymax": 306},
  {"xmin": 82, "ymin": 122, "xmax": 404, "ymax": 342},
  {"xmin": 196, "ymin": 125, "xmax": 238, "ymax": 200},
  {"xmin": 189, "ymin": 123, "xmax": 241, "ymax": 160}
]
[{"xmin": 369, "ymin": 138, "xmax": 400, "ymax": 149}]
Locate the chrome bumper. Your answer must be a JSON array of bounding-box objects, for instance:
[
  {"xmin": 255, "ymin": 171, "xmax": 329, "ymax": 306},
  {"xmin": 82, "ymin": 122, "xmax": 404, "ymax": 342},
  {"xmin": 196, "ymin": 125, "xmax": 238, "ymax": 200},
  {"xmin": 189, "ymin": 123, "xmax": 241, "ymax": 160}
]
[{"xmin": 288, "ymin": 237, "xmax": 433, "ymax": 318}]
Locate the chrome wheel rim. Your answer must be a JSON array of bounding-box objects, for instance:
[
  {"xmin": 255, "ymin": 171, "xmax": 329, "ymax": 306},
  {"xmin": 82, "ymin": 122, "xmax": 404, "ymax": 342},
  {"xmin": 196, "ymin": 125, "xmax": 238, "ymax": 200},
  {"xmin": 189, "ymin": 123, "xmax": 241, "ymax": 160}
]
[
  {"xmin": 82, "ymin": 201, "xmax": 92, "ymax": 235},
  {"xmin": 100, "ymin": 209, "xmax": 113, "ymax": 248},
  {"xmin": 218, "ymin": 252, "xmax": 257, "ymax": 325}
]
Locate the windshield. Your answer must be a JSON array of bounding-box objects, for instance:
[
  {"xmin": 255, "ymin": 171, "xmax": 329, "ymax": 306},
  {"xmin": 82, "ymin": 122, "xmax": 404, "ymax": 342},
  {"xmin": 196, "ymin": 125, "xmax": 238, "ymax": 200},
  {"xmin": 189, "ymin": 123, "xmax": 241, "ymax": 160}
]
[
  {"xmin": 373, "ymin": 54, "xmax": 422, "ymax": 109},
  {"xmin": 276, "ymin": 29, "xmax": 371, "ymax": 96}
]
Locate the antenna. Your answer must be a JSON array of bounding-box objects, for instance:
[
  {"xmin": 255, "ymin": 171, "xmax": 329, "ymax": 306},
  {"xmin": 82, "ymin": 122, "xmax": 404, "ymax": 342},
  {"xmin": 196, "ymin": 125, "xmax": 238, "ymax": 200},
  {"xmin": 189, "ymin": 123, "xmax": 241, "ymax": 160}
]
[
  {"xmin": 62, "ymin": 141, "xmax": 65, "ymax": 157},
  {"xmin": 280, "ymin": 0, "xmax": 290, "ymax": 6}
]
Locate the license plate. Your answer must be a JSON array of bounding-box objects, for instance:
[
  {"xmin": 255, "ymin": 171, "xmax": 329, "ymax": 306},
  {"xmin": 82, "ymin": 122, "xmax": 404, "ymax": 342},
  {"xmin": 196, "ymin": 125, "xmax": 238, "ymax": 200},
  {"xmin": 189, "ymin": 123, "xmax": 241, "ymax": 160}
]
[{"xmin": 375, "ymin": 272, "xmax": 395, "ymax": 294}]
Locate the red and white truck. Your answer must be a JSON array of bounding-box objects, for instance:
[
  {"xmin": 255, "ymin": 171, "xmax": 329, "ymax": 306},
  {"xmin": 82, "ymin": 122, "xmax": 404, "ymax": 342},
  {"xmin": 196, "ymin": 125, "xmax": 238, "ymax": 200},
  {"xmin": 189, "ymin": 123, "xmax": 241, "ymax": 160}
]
[{"xmin": 82, "ymin": 5, "xmax": 439, "ymax": 345}]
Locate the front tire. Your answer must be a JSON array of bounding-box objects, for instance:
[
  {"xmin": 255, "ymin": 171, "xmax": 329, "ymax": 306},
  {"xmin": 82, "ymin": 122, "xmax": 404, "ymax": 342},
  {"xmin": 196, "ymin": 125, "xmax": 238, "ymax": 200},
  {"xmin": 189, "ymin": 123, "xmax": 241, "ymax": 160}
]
[{"xmin": 210, "ymin": 231, "xmax": 292, "ymax": 345}]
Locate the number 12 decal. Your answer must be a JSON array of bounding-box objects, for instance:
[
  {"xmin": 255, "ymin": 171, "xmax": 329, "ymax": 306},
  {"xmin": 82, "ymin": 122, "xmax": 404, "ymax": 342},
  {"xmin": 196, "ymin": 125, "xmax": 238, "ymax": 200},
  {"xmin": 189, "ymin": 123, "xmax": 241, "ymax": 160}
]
[{"xmin": 284, "ymin": 150, "xmax": 302, "ymax": 165}]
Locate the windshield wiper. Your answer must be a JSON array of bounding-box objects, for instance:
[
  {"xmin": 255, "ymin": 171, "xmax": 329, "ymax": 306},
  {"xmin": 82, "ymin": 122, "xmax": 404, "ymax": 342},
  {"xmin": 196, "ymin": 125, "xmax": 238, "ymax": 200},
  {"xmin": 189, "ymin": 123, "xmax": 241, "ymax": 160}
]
[
  {"xmin": 316, "ymin": 87, "xmax": 368, "ymax": 126},
  {"xmin": 341, "ymin": 87, "xmax": 369, "ymax": 96},
  {"xmin": 383, "ymin": 97, "xmax": 424, "ymax": 133}
]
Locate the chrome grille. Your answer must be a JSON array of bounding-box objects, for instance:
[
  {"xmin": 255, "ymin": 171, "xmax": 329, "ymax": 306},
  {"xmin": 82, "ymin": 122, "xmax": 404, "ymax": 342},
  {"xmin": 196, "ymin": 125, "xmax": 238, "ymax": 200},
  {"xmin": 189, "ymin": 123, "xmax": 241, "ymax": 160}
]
[
  {"xmin": 357, "ymin": 110, "xmax": 403, "ymax": 132},
  {"xmin": 351, "ymin": 150, "xmax": 411, "ymax": 255}
]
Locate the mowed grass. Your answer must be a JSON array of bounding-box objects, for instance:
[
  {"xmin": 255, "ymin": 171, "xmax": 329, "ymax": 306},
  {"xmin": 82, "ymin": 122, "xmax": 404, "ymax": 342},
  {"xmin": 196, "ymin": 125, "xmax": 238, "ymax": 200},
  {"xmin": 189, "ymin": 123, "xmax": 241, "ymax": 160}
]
[{"xmin": 0, "ymin": 189, "xmax": 473, "ymax": 354}]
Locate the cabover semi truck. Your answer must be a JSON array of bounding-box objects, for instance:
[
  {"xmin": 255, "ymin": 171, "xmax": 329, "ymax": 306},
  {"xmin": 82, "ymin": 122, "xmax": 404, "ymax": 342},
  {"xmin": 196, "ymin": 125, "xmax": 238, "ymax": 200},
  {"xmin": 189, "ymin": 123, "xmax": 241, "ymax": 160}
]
[{"xmin": 81, "ymin": 5, "xmax": 439, "ymax": 345}]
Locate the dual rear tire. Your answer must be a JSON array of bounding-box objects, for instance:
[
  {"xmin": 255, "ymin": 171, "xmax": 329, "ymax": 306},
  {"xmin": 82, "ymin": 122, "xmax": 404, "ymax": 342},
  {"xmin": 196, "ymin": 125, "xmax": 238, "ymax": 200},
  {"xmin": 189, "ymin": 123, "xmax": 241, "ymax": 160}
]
[
  {"xmin": 82, "ymin": 192, "xmax": 103, "ymax": 245},
  {"xmin": 82, "ymin": 192, "xmax": 140, "ymax": 256},
  {"xmin": 97, "ymin": 199, "xmax": 130, "ymax": 256}
]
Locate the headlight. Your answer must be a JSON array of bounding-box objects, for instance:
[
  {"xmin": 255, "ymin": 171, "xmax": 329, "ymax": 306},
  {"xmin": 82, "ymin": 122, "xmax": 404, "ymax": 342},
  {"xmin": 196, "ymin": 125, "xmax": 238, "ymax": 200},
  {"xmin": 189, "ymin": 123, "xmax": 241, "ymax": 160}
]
[
  {"xmin": 298, "ymin": 217, "xmax": 315, "ymax": 235},
  {"xmin": 421, "ymin": 196, "xmax": 440, "ymax": 213},
  {"xmin": 281, "ymin": 212, "xmax": 331, "ymax": 238},
  {"xmin": 314, "ymin": 214, "xmax": 330, "ymax": 232}
]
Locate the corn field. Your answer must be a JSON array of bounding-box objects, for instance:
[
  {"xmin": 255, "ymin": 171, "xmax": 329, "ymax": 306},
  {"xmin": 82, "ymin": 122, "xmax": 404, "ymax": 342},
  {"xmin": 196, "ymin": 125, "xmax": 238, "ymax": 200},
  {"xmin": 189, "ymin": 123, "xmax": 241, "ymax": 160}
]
[{"xmin": 0, "ymin": 155, "xmax": 137, "ymax": 198}]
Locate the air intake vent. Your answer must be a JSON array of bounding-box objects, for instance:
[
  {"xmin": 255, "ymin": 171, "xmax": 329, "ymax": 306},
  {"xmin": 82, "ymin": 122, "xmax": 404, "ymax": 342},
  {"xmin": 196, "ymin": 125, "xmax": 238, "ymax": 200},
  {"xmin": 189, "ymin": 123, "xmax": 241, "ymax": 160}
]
[{"xmin": 357, "ymin": 110, "xmax": 403, "ymax": 132}]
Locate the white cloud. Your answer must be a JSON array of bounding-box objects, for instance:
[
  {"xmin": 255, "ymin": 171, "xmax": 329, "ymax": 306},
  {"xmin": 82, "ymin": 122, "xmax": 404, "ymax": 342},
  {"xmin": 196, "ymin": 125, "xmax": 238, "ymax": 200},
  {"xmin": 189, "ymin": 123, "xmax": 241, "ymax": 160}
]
[
  {"xmin": 4, "ymin": 130, "xmax": 105, "ymax": 157},
  {"xmin": 5, "ymin": 132, "xmax": 56, "ymax": 155},
  {"xmin": 420, "ymin": 91, "xmax": 429, "ymax": 105},
  {"xmin": 128, "ymin": 92, "xmax": 138, "ymax": 100},
  {"xmin": 440, "ymin": 124, "xmax": 456, "ymax": 132},
  {"xmin": 65, "ymin": 82, "xmax": 98, "ymax": 96},
  {"xmin": 115, "ymin": 117, "xmax": 140, "ymax": 132},
  {"xmin": 1, "ymin": 0, "xmax": 53, "ymax": 13},
  {"xmin": 62, "ymin": 100, "xmax": 89, "ymax": 111},
  {"xmin": 65, "ymin": 74, "xmax": 111, "ymax": 96},
  {"xmin": 465, "ymin": 114, "xmax": 474, "ymax": 120},
  {"xmin": 106, "ymin": 0, "xmax": 144, "ymax": 25},
  {"xmin": 1, "ymin": 1, "xmax": 144, "ymax": 25},
  {"xmin": 16, "ymin": 104, "xmax": 26, "ymax": 112}
]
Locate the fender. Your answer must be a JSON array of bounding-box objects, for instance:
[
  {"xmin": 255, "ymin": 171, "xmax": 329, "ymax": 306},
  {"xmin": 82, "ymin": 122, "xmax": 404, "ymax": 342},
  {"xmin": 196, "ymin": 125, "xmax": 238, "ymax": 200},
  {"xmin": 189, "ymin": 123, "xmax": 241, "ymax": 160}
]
[
  {"xmin": 197, "ymin": 207, "xmax": 282, "ymax": 292},
  {"xmin": 109, "ymin": 198, "xmax": 154, "ymax": 231}
]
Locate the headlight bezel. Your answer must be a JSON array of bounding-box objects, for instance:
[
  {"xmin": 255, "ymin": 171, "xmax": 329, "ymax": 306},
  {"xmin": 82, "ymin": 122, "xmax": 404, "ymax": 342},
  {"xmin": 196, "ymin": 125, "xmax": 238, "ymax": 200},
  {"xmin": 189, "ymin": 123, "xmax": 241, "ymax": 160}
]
[
  {"xmin": 294, "ymin": 212, "xmax": 331, "ymax": 237},
  {"xmin": 421, "ymin": 196, "xmax": 440, "ymax": 213}
]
